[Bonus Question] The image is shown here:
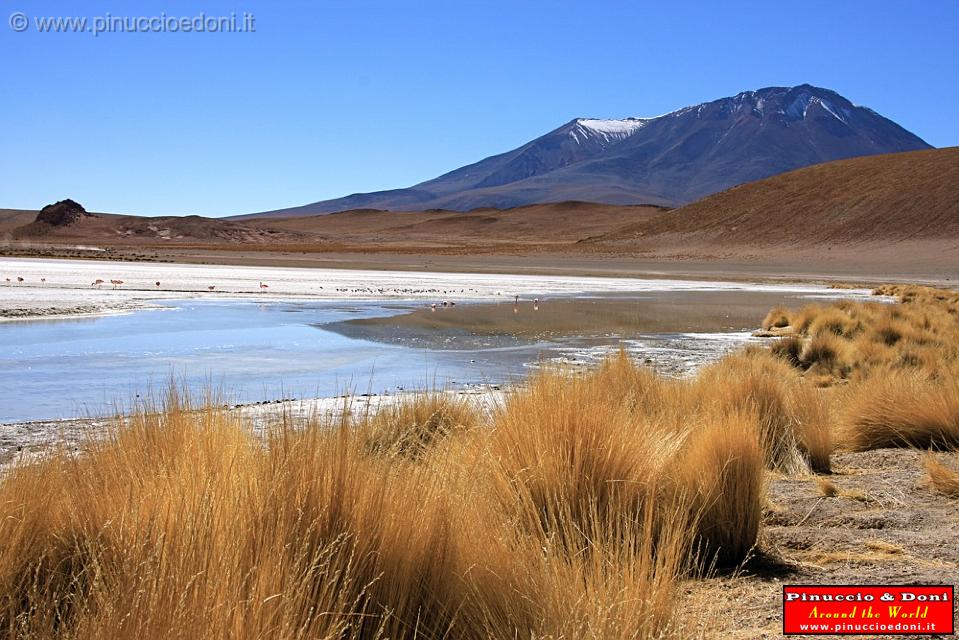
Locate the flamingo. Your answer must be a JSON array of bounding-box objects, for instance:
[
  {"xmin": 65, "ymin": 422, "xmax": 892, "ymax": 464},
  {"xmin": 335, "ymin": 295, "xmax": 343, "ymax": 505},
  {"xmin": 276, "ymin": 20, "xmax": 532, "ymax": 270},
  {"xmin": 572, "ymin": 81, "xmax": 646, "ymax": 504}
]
[
  {"xmin": 40, "ymin": 278, "xmax": 46, "ymax": 284},
  {"xmin": 92, "ymin": 279, "xmax": 105, "ymax": 288},
  {"xmin": 110, "ymin": 279, "xmax": 124, "ymax": 289},
  {"xmin": 430, "ymin": 303, "xmax": 437, "ymax": 312},
  {"xmin": 208, "ymin": 285, "xmax": 215, "ymax": 292},
  {"xmin": 155, "ymin": 281, "xmax": 161, "ymax": 288},
  {"xmin": 514, "ymin": 294, "xmax": 519, "ymax": 304},
  {"xmin": 4, "ymin": 278, "xmax": 9, "ymax": 285},
  {"xmin": 16, "ymin": 277, "xmax": 24, "ymax": 284},
  {"xmin": 259, "ymin": 282, "xmax": 269, "ymax": 292}
]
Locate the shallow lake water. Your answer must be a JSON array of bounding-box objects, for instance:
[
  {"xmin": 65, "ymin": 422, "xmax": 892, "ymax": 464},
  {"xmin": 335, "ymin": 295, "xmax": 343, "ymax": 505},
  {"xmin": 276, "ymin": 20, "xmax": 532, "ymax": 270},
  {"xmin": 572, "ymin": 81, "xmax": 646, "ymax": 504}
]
[
  {"xmin": 1, "ymin": 299, "xmax": 558, "ymax": 423},
  {"xmin": 0, "ymin": 287, "xmax": 873, "ymax": 423}
]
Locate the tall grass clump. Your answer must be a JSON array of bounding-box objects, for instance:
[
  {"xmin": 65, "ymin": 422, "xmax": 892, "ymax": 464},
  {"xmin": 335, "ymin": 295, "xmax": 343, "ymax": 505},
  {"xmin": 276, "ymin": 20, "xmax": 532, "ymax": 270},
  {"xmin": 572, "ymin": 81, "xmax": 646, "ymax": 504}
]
[
  {"xmin": 838, "ymin": 371, "xmax": 959, "ymax": 451},
  {"xmin": 481, "ymin": 359, "xmax": 765, "ymax": 570},
  {"xmin": 694, "ymin": 352, "xmax": 832, "ymax": 473},
  {"xmin": 770, "ymin": 335, "xmax": 804, "ymax": 368},
  {"xmin": 761, "ymin": 307, "xmax": 791, "ymax": 330},
  {"xmin": 706, "ymin": 284, "xmax": 959, "ymax": 458},
  {"xmin": 483, "ymin": 368, "xmax": 673, "ymax": 546},
  {"xmin": 807, "ymin": 307, "xmax": 861, "ymax": 339},
  {"xmin": 799, "ymin": 333, "xmax": 853, "ymax": 378},
  {"xmin": 361, "ymin": 392, "xmax": 481, "ymax": 459},
  {"xmin": 674, "ymin": 409, "xmax": 765, "ymax": 566}
]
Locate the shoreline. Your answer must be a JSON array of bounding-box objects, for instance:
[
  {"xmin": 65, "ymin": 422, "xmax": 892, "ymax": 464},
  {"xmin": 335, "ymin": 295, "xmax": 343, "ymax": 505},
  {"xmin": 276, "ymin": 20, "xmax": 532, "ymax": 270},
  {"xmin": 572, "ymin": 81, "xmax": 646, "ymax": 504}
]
[
  {"xmin": 0, "ymin": 385, "xmax": 506, "ymax": 473},
  {"xmin": 0, "ymin": 256, "xmax": 882, "ymax": 430},
  {"xmin": 0, "ymin": 255, "xmax": 872, "ymax": 322},
  {"xmin": 0, "ymin": 256, "xmax": 882, "ymax": 453}
]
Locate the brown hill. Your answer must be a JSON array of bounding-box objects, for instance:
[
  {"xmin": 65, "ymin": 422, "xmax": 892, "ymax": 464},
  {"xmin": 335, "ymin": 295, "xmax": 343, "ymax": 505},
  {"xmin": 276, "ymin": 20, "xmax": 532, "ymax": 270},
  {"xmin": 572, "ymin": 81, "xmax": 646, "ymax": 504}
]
[
  {"xmin": 600, "ymin": 147, "xmax": 959, "ymax": 248},
  {"xmin": 0, "ymin": 210, "xmax": 39, "ymax": 238},
  {"xmin": 252, "ymin": 201, "xmax": 666, "ymax": 247},
  {"xmin": 11, "ymin": 207, "xmax": 306, "ymax": 245},
  {"xmin": 8, "ymin": 200, "xmax": 662, "ymax": 251}
]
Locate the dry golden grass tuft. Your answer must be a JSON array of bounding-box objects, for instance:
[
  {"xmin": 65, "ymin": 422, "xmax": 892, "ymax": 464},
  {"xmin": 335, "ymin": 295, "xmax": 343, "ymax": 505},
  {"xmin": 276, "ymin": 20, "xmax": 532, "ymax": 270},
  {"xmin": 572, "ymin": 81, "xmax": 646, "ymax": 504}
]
[
  {"xmin": 695, "ymin": 351, "xmax": 832, "ymax": 473},
  {"xmin": 838, "ymin": 372, "xmax": 959, "ymax": 451},
  {"xmin": 675, "ymin": 409, "xmax": 765, "ymax": 567},
  {"xmin": 808, "ymin": 307, "xmax": 861, "ymax": 339},
  {"xmin": 799, "ymin": 332, "xmax": 853, "ymax": 378},
  {"xmin": 770, "ymin": 335, "xmax": 803, "ymax": 368},
  {"xmin": 483, "ymin": 355, "xmax": 769, "ymax": 569},
  {"xmin": 361, "ymin": 392, "xmax": 481, "ymax": 459},
  {"xmin": 790, "ymin": 305, "xmax": 822, "ymax": 334},
  {"xmin": 816, "ymin": 477, "xmax": 839, "ymax": 497},
  {"xmin": 761, "ymin": 307, "xmax": 791, "ymax": 330},
  {"xmin": 923, "ymin": 454, "xmax": 959, "ymax": 498}
]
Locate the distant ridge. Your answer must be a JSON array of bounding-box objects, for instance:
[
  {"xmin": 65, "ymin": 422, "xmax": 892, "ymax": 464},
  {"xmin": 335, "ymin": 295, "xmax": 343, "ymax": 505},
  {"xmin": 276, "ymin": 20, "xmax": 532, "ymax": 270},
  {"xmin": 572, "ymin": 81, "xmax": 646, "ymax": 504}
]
[{"xmin": 238, "ymin": 84, "xmax": 932, "ymax": 219}]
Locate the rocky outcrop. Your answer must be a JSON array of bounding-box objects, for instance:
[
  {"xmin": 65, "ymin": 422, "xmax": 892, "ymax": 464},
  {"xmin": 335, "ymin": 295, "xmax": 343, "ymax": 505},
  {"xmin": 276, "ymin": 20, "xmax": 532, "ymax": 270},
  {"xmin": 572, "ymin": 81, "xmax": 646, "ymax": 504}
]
[{"xmin": 35, "ymin": 199, "xmax": 92, "ymax": 226}]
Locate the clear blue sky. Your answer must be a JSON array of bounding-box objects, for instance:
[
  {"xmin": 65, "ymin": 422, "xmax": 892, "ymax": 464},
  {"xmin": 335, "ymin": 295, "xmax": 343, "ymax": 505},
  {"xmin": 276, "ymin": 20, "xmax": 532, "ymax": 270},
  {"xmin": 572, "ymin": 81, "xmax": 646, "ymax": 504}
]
[{"xmin": 2, "ymin": 0, "xmax": 957, "ymax": 217}]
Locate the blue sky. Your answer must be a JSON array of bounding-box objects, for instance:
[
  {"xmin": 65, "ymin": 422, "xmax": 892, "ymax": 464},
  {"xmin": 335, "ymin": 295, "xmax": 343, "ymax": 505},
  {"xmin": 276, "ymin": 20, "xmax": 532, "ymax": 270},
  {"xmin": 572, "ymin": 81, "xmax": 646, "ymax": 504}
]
[{"xmin": 2, "ymin": 0, "xmax": 957, "ymax": 217}]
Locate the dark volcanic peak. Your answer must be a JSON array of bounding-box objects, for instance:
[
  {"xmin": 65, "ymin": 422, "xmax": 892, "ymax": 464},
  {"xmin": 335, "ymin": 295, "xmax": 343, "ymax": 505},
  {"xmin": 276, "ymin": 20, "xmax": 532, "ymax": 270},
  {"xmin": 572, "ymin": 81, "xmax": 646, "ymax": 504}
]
[
  {"xmin": 35, "ymin": 199, "xmax": 92, "ymax": 226},
  {"xmin": 238, "ymin": 84, "xmax": 932, "ymax": 219},
  {"xmin": 684, "ymin": 84, "xmax": 895, "ymax": 134}
]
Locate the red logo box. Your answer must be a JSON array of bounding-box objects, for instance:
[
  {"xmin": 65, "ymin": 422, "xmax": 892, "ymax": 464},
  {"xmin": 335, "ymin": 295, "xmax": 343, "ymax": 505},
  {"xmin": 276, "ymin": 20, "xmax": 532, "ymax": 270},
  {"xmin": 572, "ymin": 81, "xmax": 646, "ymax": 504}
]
[{"xmin": 783, "ymin": 585, "xmax": 954, "ymax": 636}]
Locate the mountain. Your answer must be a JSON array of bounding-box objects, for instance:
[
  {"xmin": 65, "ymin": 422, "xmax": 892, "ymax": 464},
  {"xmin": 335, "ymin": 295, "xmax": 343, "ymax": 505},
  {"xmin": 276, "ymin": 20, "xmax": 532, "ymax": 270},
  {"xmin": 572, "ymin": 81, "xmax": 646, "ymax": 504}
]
[
  {"xmin": 240, "ymin": 84, "xmax": 932, "ymax": 218},
  {"xmin": 597, "ymin": 146, "xmax": 959, "ymax": 247}
]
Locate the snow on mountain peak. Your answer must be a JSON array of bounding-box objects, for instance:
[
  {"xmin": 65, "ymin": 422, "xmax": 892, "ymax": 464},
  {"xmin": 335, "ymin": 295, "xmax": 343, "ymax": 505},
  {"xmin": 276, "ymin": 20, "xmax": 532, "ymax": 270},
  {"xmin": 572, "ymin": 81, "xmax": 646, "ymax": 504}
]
[
  {"xmin": 570, "ymin": 118, "xmax": 649, "ymax": 145},
  {"xmin": 783, "ymin": 92, "xmax": 851, "ymax": 123}
]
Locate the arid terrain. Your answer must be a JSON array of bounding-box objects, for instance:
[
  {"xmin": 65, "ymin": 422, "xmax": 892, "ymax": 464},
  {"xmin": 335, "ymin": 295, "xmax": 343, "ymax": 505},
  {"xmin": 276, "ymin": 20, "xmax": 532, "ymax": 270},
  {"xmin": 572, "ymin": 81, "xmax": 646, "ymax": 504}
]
[
  {"xmin": 686, "ymin": 447, "xmax": 959, "ymax": 638},
  {"xmin": 3, "ymin": 148, "xmax": 957, "ymax": 285}
]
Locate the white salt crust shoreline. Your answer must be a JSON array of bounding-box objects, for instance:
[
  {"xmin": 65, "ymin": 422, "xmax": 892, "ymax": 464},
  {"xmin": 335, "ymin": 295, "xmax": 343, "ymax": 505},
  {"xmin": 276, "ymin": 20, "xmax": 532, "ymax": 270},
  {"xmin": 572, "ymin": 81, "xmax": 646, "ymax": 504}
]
[{"xmin": 0, "ymin": 256, "xmax": 871, "ymax": 321}]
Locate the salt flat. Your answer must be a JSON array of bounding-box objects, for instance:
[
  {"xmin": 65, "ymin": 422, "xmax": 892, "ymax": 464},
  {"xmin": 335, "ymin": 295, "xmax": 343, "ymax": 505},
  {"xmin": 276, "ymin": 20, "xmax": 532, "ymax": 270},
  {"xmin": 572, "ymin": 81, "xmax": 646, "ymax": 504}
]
[{"xmin": 0, "ymin": 257, "xmax": 869, "ymax": 320}]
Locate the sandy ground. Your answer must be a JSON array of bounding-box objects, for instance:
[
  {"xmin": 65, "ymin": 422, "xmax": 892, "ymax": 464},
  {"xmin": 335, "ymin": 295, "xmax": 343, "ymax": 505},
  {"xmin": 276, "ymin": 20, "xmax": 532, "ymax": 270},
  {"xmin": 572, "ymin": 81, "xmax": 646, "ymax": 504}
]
[
  {"xmin": 0, "ymin": 257, "xmax": 862, "ymax": 321},
  {"xmin": 685, "ymin": 448, "xmax": 959, "ymax": 639}
]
